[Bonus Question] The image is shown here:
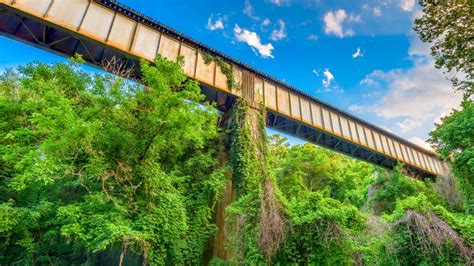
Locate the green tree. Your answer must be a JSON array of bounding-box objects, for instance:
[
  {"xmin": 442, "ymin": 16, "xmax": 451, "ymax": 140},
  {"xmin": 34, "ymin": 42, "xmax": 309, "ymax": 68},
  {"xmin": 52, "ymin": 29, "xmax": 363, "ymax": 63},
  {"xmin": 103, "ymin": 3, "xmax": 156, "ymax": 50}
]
[
  {"xmin": 270, "ymin": 140, "xmax": 373, "ymax": 206},
  {"xmin": 0, "ymin": 56, "xmax": 225, "ymax": 264},
  {"xmin": 265, "ymin": 138, "xmax": 372, "ymax": 264},
  {"xmin": 429, "ymin": 100, "xmax": 474, "ymax": 213},
  {"xmin": 414, "ymin": 1, "xmax": 474, "ymax": 96},
  {"xmin": 368, "ymin": 165, "xmax": 443, "ymax": 215}
]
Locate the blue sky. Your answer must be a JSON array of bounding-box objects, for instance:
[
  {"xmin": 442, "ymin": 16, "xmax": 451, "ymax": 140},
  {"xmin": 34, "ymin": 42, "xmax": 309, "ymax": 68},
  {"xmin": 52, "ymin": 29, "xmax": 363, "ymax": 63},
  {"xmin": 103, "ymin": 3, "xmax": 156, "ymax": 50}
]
[{"xmin": 0, "ymin": 0, "xmax": 463, "ymax": 149}]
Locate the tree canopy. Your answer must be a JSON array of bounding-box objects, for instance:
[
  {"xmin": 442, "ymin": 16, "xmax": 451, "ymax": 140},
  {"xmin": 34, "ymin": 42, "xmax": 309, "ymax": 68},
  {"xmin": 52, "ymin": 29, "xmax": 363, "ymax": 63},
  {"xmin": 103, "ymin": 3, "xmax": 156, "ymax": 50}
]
[
  {"xmin": 414, "ymin": 1, "xmax": 473, "ymax": 96},
  {"xmin": 0, "ymin": 56, "xmax": 226, "ymax": 264},
  {"xmin": 429, "ymin": 100, "xmax": 474, "ymax": 213}
]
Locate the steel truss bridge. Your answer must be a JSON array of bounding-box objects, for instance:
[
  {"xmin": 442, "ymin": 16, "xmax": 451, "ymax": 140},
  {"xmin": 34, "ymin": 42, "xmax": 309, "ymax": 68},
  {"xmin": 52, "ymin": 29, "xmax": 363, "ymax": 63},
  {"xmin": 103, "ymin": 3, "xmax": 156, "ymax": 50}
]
[{"xmin": 0, "ymin": 0, "xmax": 448, "ymax": 178}]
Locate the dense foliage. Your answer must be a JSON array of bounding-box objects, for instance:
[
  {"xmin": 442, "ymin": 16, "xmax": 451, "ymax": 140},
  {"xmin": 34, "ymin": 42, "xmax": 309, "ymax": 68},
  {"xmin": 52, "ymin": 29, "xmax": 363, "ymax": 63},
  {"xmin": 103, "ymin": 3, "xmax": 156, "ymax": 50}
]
[
  {"xmin": 219, "ymin": 120, "xmax": 472, "ymax": 265},
  {"xmin": 0, "ymin": 56, "xmax": 472, "ymax": 265},
  {"xmin": 0, "ymin": 56, "xmax": 226, "ymax": 264},
  {"xmin": 0, "ymin": 0, "xmax": 472, "ymax": 263},
  {"xmin": 429, "ymin": 100, "xmax": 474, "ymax": 214}
]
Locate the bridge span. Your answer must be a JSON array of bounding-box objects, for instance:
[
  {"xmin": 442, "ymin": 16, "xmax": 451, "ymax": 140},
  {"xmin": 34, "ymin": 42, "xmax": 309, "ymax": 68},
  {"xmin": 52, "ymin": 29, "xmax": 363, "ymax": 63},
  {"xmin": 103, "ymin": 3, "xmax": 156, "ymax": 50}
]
[{"xmin": 0, "ymin": 0, "xmax": 448, "ymax": 178}]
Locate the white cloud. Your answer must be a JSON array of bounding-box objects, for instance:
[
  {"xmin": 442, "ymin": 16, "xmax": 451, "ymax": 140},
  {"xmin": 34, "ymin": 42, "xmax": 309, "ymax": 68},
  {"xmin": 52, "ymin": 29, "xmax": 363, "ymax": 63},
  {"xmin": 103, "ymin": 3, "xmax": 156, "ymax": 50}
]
[
  {"xmin": 315, "ymin": 68, "xmax": 342, "ymax": 93},
  {"xmin": 270, "ymin": 19, "xmax": 287, "ymax": 41},
  {"xmin": 354, "ymin": 11, "xmax": 462, "ymax": 142},
  {"xmin": 400, "ymin": 0, "xmax": 415, "ymax": 12},
  {"xmin": 359, "ymin": 70, "xmax": 388, "ymax": 87},
  {"xmin": 267, "ymin": 0, "xmax": 289, "ymax": 6},
  {"xmin": 352, "ymin": 47, "xmax": 363, "ymax": 58},
  {"xmin": 234, "ymin": 24, "xmax": 274, "ymax": 59},
  {"xmin": 360, "ymin": 78, "xmax": 380, "ymax": 89},
  {"xmin": 361, "ymin": 59, "xmax": 462, "ymax": 133},
  {"xmin": 323, "ymin": 9, "xmax": 357, "ymax": 38},
  {"xmin": 262, "ymin": 18, "xmax": 271, "ymax": 26},
  {"xmin": 322, "ymin": 69, "xmax": 334, "ymax": 88},
  {"xmin": 408, "ymin": 136, "xmax": 433, "ymax": 151},
  {"xmin": 407, "ymin": 10, "xmax": 431, "ymax": 57},
  {"xmin": 396, "ymin": 117, "xmax": 426, "ymax": 132},
  {"xmin": 206, "ymin": 15, "xmax": 224, "ymax": 31},
  {"xmin": 371, "ymin": 63, "xmax": 456, "ymax": 119},
  {"xmin": 307, "ymin": 34, "xmax": 318, "ymax": 41},
  {"xmin": 373, "ymin": 6, "xmax": 382, "ymax": 16}
]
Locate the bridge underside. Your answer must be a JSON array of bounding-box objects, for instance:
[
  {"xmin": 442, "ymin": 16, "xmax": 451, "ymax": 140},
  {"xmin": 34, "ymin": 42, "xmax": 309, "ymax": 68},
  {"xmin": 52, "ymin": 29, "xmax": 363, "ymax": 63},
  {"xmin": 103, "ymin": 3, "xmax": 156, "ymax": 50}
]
[{"xmin": 0, "ymin": 3, "xmax": 434, "ymax": 178}]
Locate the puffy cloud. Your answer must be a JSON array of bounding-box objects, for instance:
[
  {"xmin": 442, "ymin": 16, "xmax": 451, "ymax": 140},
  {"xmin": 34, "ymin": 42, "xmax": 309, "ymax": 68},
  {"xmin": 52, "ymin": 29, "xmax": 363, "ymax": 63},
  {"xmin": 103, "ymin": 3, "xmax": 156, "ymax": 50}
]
[
  {"xmin": 396, "ymin": 117, "xmax": 426, "ymax": 132},
  {"xmin": 373, "ymin": 6, "xmax": 382, "ymax": 16},
  {"xmin": 234, "ymin": 25, "xmax": 274, "ymax": 59},
  {"xmin": 270, "ymin": 19, "xmax": 287, "ymax": 41},
  {"xmin": 360, "ymin": 59, "xmax": 462, "ymax": 133},
  {"xmin": 400, "ymin": 0, "xmax": 415, "ymax": 12},
  {"xmin": 307, "ymin": 34, "xmax": 318, "ymax": 41},
  {"xmin": 206, "ymin": 15, "xmax": 224, "ymax": 31},
  {"xmin": 408, "ymin": 136, "xmax": 433, "ymax": 151},
  {"xmin": 355, "ymin": 10, "xmax": 462, "ymax": 140},
  {"xmin": 352, "ymin": 47, "xmax": 363, "ymax": 58},
  {"xmin": 322, "ymin": 69, "xmax": 334, "ymax": 88},
  {"xmin": 323, "ymin": 9, "xmax": 358, "ymax": 38}
]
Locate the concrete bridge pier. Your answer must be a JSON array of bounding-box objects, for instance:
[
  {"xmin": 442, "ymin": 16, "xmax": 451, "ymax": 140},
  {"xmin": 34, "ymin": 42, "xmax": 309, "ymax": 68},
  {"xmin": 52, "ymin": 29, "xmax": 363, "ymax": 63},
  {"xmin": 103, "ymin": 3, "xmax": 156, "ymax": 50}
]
[{"xmin": 203, "ymin": 70, "xmax": 264, "ymax": 262}]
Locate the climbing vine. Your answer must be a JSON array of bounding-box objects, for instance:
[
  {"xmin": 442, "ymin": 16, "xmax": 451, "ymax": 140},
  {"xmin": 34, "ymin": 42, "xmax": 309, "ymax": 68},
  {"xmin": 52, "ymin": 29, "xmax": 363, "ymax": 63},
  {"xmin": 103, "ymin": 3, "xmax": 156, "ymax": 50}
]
[
  {"xmin": 200, "ymin": 50, "xmax": 238, "ymax": 90},
  {"xmin": 223, "ymin": 99, "xmax": 289, "ymax": 263}
]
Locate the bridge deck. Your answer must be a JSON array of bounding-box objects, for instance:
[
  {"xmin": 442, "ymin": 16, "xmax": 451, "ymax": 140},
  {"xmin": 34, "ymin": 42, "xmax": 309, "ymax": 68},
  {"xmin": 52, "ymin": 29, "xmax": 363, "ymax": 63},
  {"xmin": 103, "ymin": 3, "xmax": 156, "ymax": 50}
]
[{"xmin": 0, "ymin": 0, "xmax": 448, "ymax": 178}]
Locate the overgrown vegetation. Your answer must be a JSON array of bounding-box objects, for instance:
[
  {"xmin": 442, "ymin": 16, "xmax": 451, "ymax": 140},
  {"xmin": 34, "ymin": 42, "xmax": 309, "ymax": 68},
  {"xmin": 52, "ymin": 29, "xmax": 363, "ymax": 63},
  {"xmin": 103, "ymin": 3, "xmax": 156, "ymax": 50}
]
[
  {"xmin": 429, "ymin": 100, "xmax": 474, "ymax": 214},
  {"xmin": 0, "ymin": 55, "xmax": 472, "ymax": 265},
  {"xmin": 226, "ymin": 99, "xmax": 288, "ymax": 262},
  {"xmin": 0, "ymin": 55, "xmax": 227, "ymax": 264},
  {"xmin": 0, "ymin": 1, "xmax": 473, "ymax": 263},
  {"xmin": 266, "ymin": 140, "xmax": 472, "ymax": 265},
  {"xmin": 200, "ymin": 50, "xmax": 238, "ymax": 90}
]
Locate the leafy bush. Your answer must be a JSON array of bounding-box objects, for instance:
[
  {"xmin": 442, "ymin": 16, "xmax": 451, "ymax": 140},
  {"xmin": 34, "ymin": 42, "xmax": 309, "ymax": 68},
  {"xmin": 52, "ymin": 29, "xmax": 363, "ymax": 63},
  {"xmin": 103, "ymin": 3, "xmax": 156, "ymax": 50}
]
[
  {"xmin": 274, "ymin": 191, "xmax": 364, "ymax": 265},
  {"xmin": 369, "ymin": 165, "xmax": 444, "ymax": 215},
  {"xmin": 386, "ymin": 194, "xmax": 473, "ymax": 265}
]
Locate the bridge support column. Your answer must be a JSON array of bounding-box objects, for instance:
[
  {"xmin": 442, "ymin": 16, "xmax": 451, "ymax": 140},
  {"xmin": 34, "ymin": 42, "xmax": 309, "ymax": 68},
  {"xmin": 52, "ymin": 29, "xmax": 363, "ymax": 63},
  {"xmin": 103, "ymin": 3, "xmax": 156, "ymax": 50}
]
[
  {"xmin": 203, "ymin": 109, "xmax": 236, "ymax": 262},
  {"xmin": 205, "ymin": 70, "xmax": 288, "ymax": 262}
]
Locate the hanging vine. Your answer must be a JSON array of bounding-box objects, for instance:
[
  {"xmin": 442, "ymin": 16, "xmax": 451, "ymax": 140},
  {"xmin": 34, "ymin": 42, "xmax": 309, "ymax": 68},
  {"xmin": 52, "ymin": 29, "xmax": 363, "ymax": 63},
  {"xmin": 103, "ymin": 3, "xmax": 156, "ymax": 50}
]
[
  {"xmin": 200, "ymin": 50, "xmax": 238, "ymax": 90},
  {"xmin": 225, "ymin": 99, "xmax": 289, "ymax": 263}
]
